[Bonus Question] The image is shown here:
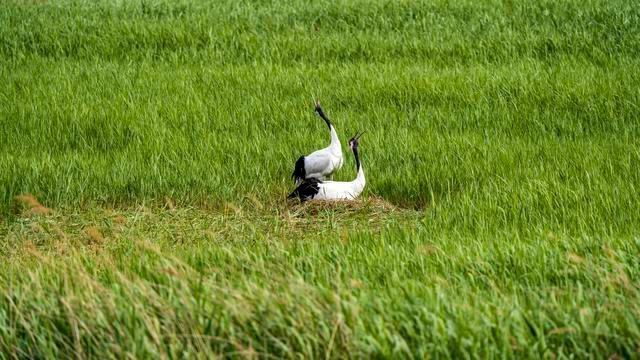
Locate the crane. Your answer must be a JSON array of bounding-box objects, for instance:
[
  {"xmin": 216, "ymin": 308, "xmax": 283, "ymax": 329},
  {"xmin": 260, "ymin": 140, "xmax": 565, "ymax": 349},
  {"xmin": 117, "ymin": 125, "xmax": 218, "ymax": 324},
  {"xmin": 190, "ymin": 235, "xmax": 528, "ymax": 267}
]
[
  {"xmin": 288, "ymin": 131, "xmax": 365, "ymax": 201},
  {"xmin": 291, "ymin": 101, "xmax": 343, "ymax": 185}
]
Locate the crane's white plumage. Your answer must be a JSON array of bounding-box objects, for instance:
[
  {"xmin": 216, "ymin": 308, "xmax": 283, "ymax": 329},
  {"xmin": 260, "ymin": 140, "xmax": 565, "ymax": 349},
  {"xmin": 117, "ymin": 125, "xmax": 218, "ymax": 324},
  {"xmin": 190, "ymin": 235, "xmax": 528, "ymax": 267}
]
[
  {"xmin": 313, "ymin": 163, "xmax": 365, "ymax": 200},
  {"xmin": 301, "ymin": 127, "xmax": 342, "ymax": 179},
  {"xmin": 289, "ymin": 132, "xmax": 365, "ymax": 201},
  {"xmin": 292, "ymin": 102, "xmax": 343, "ymax": 184}
]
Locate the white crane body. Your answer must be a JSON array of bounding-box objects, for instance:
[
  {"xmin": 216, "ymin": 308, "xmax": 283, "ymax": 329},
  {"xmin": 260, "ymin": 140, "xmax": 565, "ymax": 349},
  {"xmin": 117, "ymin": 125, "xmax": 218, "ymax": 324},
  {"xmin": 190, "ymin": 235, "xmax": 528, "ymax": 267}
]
[
  {"xmin": 289, "ymin": 132, "xmax": 365, "ymax": 202},
  {"xmin": 313, "ymin": 167, "xmax": 365, "ymax": 200},
  {"xmin": 292, "ymin": 103, "xmax": 343, "ymax": 184}
]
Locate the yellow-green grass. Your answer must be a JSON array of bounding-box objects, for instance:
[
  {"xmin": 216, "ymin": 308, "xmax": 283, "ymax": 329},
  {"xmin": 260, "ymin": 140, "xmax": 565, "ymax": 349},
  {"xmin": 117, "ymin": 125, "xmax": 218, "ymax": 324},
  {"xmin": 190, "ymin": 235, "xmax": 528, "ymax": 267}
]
[{"xmin": 1, "ymin": 0, "xmax": 639, "ymax": 357}]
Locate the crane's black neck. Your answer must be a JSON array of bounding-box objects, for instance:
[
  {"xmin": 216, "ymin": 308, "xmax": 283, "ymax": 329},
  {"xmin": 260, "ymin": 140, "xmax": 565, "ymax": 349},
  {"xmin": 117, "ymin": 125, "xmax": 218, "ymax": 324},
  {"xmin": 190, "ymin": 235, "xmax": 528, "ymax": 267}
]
[
  {"xmin": 353, "ymin": 146, "xmax": 360, "ymax": 171},
  {"xmin": 316, "ymin": 108, "xmax": 332, "ymax": 130}
]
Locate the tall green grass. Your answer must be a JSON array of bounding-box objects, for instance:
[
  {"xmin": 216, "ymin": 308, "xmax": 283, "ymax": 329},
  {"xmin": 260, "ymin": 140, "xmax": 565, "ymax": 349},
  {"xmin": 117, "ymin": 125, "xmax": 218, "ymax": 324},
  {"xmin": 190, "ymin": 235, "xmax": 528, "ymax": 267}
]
[
  {"xmin": 1, "ymin": 0, "xmax": 639, "ymax": 357},
  {"xmin": 2, "ymin": 206, "xmax": 639, "ymax": 357}
]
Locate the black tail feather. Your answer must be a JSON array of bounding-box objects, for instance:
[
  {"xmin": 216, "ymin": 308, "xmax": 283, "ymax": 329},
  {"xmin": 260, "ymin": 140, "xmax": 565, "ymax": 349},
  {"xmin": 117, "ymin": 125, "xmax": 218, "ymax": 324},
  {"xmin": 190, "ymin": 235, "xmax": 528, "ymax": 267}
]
[
  {"xmin": 288, "ymin": 178, "xmax": 322, "ymax": 201},
  {"xmin": 291, "ymin": 156, "xmax": 306, "ymax": 183}
]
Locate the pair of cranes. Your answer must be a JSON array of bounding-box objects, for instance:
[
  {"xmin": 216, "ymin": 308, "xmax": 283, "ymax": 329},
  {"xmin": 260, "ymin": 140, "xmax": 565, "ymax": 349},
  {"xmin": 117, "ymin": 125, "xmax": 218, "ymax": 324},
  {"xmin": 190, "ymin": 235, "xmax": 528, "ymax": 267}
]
[{"xmin": 288, "ymin": 101, "xmax": 366, "ymax": 201}]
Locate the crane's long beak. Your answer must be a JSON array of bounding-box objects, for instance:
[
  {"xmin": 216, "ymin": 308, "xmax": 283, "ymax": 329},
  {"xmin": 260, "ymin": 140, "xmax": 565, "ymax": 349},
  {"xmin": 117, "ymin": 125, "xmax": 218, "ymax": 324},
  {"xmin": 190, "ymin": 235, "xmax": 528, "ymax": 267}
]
[{"xmin": 354, "ymin": 130, "xmax": 366, "ymax": 140}]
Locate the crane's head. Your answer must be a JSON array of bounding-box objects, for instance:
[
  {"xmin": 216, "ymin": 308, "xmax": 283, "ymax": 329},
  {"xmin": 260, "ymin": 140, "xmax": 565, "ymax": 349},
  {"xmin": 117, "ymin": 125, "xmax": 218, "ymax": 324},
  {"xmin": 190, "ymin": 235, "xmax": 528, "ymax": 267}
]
[
  {"xmin": 348, "ymin": 131, "xmax": 365, "ymax": 150},
  {"xmin": 314, "ymin": 100, "xmax": 331, "ymax": 129}
]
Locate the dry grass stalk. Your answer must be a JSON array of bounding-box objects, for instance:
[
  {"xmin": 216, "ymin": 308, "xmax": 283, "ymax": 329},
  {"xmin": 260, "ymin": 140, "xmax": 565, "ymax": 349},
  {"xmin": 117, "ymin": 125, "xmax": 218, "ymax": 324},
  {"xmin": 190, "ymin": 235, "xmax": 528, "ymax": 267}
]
[
  {"xmin": 14, "ymin": 194, "xmax": 52, "ymax": 216},
  {"xmin": 84, "ymin": 226, "xmax": 105, "ymax": 244},
  {"xmin": 548, "ymin": 327, "xmax": 575, "ymax": 335},
  {"xmin": 418, "ymin": 244, "xmax": 440, "ymax": 256},
  {"xmin": 164, "ymin": 197, "xmax": 176, "ymax": 210},
  {"xmin": 567, "ymin": 252, "xmax": 584, "ymax": 264},
  {"xmin": 113, "ymin": 214, "xmax": 127, "ymax": 224}
]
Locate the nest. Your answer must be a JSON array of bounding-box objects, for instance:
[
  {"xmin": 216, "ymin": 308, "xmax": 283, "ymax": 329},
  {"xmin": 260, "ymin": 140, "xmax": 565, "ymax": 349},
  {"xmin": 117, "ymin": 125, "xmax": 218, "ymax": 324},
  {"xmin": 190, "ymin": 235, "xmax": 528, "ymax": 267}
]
[{"xmin": 287, "ymin": 195, "xmax": 404, "ymax": 217}]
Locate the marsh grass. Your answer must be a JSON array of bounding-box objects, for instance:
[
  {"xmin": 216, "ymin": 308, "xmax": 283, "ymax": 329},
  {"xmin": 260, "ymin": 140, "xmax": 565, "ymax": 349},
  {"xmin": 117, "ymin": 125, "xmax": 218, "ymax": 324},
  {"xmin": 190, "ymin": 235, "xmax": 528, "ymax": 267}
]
[
  {"xmin": 1, "ymin": 203, "xmax": 639, "ymax": 357},
  {"xmin": 1, "ymin": 0, "xmax": 640, "ymax": 357}
]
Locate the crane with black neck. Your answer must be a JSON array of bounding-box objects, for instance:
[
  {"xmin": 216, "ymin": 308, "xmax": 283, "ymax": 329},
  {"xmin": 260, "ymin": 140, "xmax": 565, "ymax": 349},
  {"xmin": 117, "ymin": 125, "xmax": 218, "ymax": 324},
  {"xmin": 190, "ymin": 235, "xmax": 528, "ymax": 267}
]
[
  {"xmin": 288, "ymin": 131, "xmax": 365, "ymax": 201},
  {"xmin": 291, "ymin": 101, "xmax": 344, "ymax": 185}
]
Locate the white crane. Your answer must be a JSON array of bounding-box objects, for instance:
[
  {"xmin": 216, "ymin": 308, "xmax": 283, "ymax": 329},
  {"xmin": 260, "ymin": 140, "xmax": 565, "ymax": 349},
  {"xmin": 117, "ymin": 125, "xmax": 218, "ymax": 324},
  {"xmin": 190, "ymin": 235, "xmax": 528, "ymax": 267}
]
[
  {"xmin": 288, "ymin": 131, "xmax": 365, "ymax": 201},
  {"xmin": 291, "ymin": 101, "xmax": 343, "ymax": 185}
]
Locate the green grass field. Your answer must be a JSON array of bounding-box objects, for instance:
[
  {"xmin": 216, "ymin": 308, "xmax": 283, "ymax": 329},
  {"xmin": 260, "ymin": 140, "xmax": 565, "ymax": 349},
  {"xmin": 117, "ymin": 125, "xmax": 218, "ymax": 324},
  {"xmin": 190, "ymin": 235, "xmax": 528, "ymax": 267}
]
[{"xmin": 1, "ymin": 0, "xmax": 640, "ymax": 357}]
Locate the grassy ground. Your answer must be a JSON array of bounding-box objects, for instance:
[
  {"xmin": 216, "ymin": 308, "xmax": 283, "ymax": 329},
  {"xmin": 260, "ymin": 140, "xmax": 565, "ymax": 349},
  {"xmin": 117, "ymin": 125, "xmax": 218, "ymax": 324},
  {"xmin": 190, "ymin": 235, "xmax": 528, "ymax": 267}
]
[{"xmin": 1, "ymin": 0, "xmax": 640, "ymax": 357}]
